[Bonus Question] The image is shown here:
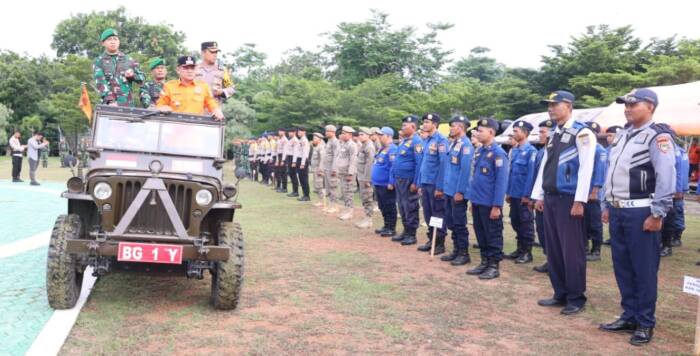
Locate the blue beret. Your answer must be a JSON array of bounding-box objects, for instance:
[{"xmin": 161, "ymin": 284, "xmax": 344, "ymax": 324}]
[{"xmin": 541, "ymin": 90, "xmax": 575, "ymax": 105}]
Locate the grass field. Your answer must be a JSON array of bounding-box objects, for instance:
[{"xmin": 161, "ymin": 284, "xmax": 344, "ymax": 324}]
[{"xmin": 2, "ymin": 156, "xmax": 698, "ymax": 355}]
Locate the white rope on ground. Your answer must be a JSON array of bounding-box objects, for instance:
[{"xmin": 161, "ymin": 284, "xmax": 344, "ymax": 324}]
[{"xmin": 0, "ymin": 230, "xmax": 51, "ymax": 259}]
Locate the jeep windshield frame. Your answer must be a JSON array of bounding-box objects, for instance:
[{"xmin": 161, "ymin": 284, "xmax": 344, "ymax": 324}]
[{"xmin": 91, "ymin": 105, "xmax": 224, "ymax": 159}]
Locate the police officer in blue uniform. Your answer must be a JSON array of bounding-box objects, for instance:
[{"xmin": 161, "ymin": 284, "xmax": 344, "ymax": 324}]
[
  {"xmin": 505, "ymin": 121, "xmax": 538, "ymax": 264},
  {"xmin": 602, "ymin": 125, "xmax": 623, "ymax": 246},
  {"xmin": 659, "ymin": 123, "xmax": 688, "ymax": 257},
  {"xmin": 391, "ymin": 115, "xmax": 424, "ymax": 245},
  {"xmin": 466, "ymin": 118, "xmax": 508, "ymax": 279},
  {"xmin": 532, "ymin": 91, "xmax": 597, "ymax": 315},
  {"xmin": 417, "ymin": 113, "xmax": 449, "ymax": 254},
  {"xmin": 441, "ymin": 115, "xmax": 474, "ymax": 266},
  {"xmin": 531, "ymin": 119, "xmax": 555, "ymax": 273},
  {"xmin": 373, "ymin": 127, "xmax": 399, "ymax": 237},
  {"xmin": 584, "ymin": 122, "xmax": 608, "ymax": 262},
  {"xmin": 599, "ymin": 88, "xmax": 676, "ymax": 346}
]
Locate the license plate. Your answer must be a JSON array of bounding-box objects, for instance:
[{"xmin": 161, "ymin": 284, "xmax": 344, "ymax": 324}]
[{"xmin": 117, "ymin": 242, "xmax": 183, "ymax": 264}]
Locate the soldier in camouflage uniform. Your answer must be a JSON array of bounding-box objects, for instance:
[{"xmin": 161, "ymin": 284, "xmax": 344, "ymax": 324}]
[
  {"xmin": 310, "ymin": 132, "xmax": 326, "ymax": 207},
  {"xmin": 58, "ymin": 138, "xmax": 68, "ymax": 168},
  {"xmin": 321, "ymin": 125, "xmax": 341, "ymax": 214},
  {"xmin": 355, "ymin": 127, "xmax": 376, "ymax": 229},
  {"xmin": 40, "ymin": 143, "xmax": 49, "ymax": 168},
  {"xmin": 242, "ymin": 141, "xmax": 250, "ymax": 176},
  {"xmin": 79, "ymin": 137, "xmax": 90, "ymax": 168},
  {"xmin": 334, "ymin": 126, "xmax": 358, "ymax": 221},
  {"xmin": 93, "ymin": 28, "xmax": 145, "ymax": 107},
  {"xmin": 139, "ymin": 57, "xmax": 167, "ymax": 109}
]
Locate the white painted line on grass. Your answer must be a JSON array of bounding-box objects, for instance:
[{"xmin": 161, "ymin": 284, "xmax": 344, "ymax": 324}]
[
  {"xmin": 0, "ymin": 230, "xmax": 51, "ymax": 259},
  {"xmin": 0, "ymin": 184, "xmax": 63, "ymax": 196},
  {"xmin": 25, "ymin": 267, "xmax": 98, "ymax": 356}
]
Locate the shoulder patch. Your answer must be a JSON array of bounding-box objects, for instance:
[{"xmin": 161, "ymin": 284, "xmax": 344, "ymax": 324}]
[
  {"xmin": 462, "ymin": 146, "xmax": 470, "ymax": 155},
  {"xmin": 415, "ymin": 144, "xmax": 423, "ymax": 153},
  {"xmin": 495, "ymin": 158, "xmax": 504, "ymax": 167},
  {"xmin": 438, "ymin": 144, "xmax": 446, "ymax": 153},
  {"xmin": 656, "ymin": 135, "xmax": 671, "ymax": 153},
  {"xmin": 577, "ymin": 133, "xmax": 590, "ymax": 146}
]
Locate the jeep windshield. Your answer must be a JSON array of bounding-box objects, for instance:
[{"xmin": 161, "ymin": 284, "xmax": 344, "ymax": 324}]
[{"xmin": 93, "ymin": 115, "xmax": 222, "ymax": 158}]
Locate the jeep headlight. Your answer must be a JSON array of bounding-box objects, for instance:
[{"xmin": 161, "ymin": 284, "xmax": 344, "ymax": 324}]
[
  {"xmin": 195, "ymin": 189, "xmax": 213, "ymax": 206},
  {"xmin": 93, "ymin": 182, "xmax": 112, "ymax": 200}
]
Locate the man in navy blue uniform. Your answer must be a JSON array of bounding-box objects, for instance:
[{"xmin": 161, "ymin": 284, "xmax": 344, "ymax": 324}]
[
  {"xmin": 602, "ymin": 125, "xmax": 623, "ymax": 246},
  {"xmin": 391, "ymin": 115, "xmax": 424, "ymax": 245},
  {"xmin": 417, "ymin": 113, "xmax": 449, "ymax": 255},
  {"xmin": 531, "ymin": 91, "xmax": 597, "ymax": 315},
  {"xmin": 584, "ymin": 122, "xmax": 608, "ymax": 262},
  {"xmin": 505, "ymin": 121, "xmax": 538, "ymax": 264},
  {"xmin": 599, "ymin": 88, "xmax": 675, "ymax": 346},
  {"xmin": 441, "ymin": 115, "xmax": 474, "ymax": 266},
  {"xmin": 373, "ymin": 127, "xmax": 399, "ymax": 237},
  {"xmin": 466, "ymin": 118, "xmax": 508, "ymax": 279},
  {"xmin": 659, "ymin": 124, "xmax": 689, "ymax": 257},
  {"xmin": 531, "ymin": 119, "xmax": 554, "ymax": 273}
]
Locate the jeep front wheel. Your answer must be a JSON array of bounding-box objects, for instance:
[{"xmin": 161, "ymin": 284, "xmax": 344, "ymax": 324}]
[
  {"xmin": 46, "ymin": 214, "xmax": 84, "ymax": 309},
  {"xmin": 211, "ymin": 222, "xmax": 244, "ymax": 310}
]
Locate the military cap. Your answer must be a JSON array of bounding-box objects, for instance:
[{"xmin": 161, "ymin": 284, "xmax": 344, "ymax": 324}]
[
  {"xmin": 313, "ymin": 132, "xmax": 324, "ymax": 139},
  {"xmin": 449, "ymin": 115, "xmax": 468, "ymax": 125},
  {"xmin": 359, "ymin": 127, "xmax": 372, "ymax": 135},
  {"xmin": 539, "ymin": 119, "xmax": 555, "ymax": 128},
  {"xmin": 286, "ymin": 127, "xmax": 296, "ymax": 133},
  {"xmin": 540, "ymin": 90, "xmax": 575, "ymax": 105},
  {"xmin": 297, "ymin": 126, "xmax": 307, "ymax": 132},
  {"xmin": 324, "ymin": 124, "xmax": 337, "ymax": 132},
  {"xmin": 380, "ymin": 127, "xmax": 394, "ymax": 137},
  {"xmin": 422, "ymin": 113, "xmax": 441, "ymax": 123},
  {"xmin": 477, "ymin": 117, "xmax": 499, "ymax": 131},
  {"xmin": 148, "ymin": 57, "xmax": 165, "ymax": 70},
  {"xmin": 586, "ymin": 121, "xmax": 601, "ymax": 134},
  {"xmin": 513, "ymin": 120, "xmax": 534, "ymax": 132},
  {"xmin": 177, "ymin": 56, "xmax": 196, "ymax": 67},
  {"xmin": 402, "ymin": 115, "xmax": 419, "ymax": 123},
  {"xmin": 615, "ymin": 88, "xmax": 658, "ymax": 107},
  {"xmin": 100, "ymin": 28, "xmax": 118, "ymax": 42},
  {"xmin": 606, "ymin": 125, "xmax": 623, "ymax": 134},
  {"xmin": 370, "ymin": 127, "xmax": 381, "ymax": 135},
  {"xmin": 342, "ymin": 126, "xmax": 356, "ymax": 134},
  {"xmin": 201, "ymin": 41, "xmax": 220, "ymax": 52}
]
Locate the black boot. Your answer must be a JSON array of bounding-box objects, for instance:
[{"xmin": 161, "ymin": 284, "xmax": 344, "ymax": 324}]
[
  {"xmin": 467, "ymin": 259, "xmax": 488, "ymax": 275},
  {"xmin": 479, "ymin": 259, "xmax": 500, "ymax": 280},
  {"xmin": 375, "ymin": 227, "xmax": 389, "ymax": 235},
  {"xmin": 533, "ymin": 261, "xmax": 548, "ymax": 273},
  {"xmin": 586, "ymin": 245, "xmax": 601, "ymax": 261},
  {"xmin": 400, "ymin": 233, "xmax": 417, "ymax": 245},
  {"xmin": 297, "ymin": 196, "xmax": 310, "ymax": 202},
  {"xmin": 515, "ymin": 247, "xmax": 533, "ymax": 264},
  {"xmin": 441, "ymin": 249, "xmax": 459, "ymax": 262},
  {"xmin": 504, "ymin": 242, "xmax": 522, "ymax": 260},
  {"xmin": 381, "ymin": 229, "xmax": 396, "ymax": 237},
  {"xmin": 671, "ymin": 234, "xmax": 682, "ymax": 247},
  {"xmin": 417, "ymin": 238, "xmax": 432, "ymax": 252},
  {"xmin": 660, "ymin": 246, "xmax": 672, "ymax": 257},
  {"xmin": 451, "ymin": 251, "xmax": 471, "ymax": 266},
  {"xmin": 392, "ymin": 231, "xmax": 407, "ymax": 242},
  {"xmin": 432, "ymin": 235, "xmax": 446, "ymax": 255}
]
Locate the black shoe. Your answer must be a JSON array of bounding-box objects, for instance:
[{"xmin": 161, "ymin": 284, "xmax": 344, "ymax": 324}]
[
  {"xmin": 467, "ymin": 260, "xmax": 488, "ymax": 275},
  {"xmin": 451, "ymin": 253, "xmax": 471, "ymax": 266},
  {"xmin": 533, "ymin": 262, "xmax": 549, "ymax": 273},
  {"xmin": 602, "ymin": 239, "xmax": 612, "ymax": 246},
  {"xmin": 432, "ymin": 245, "xmax": 446, "ymax": 255},
  {"xmin": 287, "ymin": 192, "xmax": 299, "ymax": 197},
  {"xmin": 599, "ymin": 318, "xmax": 638, "ymax": 333},
  {"xmin": 400, "ymin": 236, "xmax": 417, "ymax": 245},
  {"xmin": 560, "ymin": 304, "xmax": 584, "ymax": 315},
  {"xmin": 277, "ymin": 189, "xmax": 287, "ymax": 193},
  {"xmin": 380, "ymin": 229, "xmax": 397, "ymax": 237},
  {"xmin": 629, "ymin": 327, "xmax": 653, "ymax": 346},
  {"xmin": 297, "ymin": 196, "xmax": 310, "ymax": 202},
  {"xmin": 515, "ymin": 252, "xmax": 533, "ymax": 264},
  {"xmin": 538, "ymin": 298, "xmax": 566, "ymax": 307},
  {"xmin": 504, "ymin": 248, "xmax": 522, "ymax": 260},
  {"xmin": 479, "ymin": 261, "xmax": 500, "ymax": 280},
  {"xmin": 586, "ymin": 249, "xmax": 601, "ymax": 261},
  {"xmin": 472, "ymin": 243, "xmax": 480, "ymax": 249},
  {"xmin": 30, "ymin": 181, "xmax": 40, "ymax": 186},
  {"xmin": 417, "ymin": 242, "xmax": 432, "ymax": 252},
  {"xmin": 660, "ymin": 246, "xmax": 672, "ymax": 257},
  {"xmin": 12, "ymin": 178, "xmax": 23, "ymax": 183},
  {"xmin": 441, "ymin": 250, "xmax": 458, "ymax": 262},
  {"xmin": 671, "ymin": 238, "xmax": 682, "ymax": 247},
  {"xmin": 375, "ymin": 227, "xmax": 389, "ymax": 235},
  {"xmin": 392, "ymin": 232, "xmax": 407, "ymax": 242}
]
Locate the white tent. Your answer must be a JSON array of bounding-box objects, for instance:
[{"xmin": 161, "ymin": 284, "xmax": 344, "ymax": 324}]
[
  {"xmin": 594, "ymin": 81, "xmax": 700, "ymax": 136},
  {"xmin": 495, "ymin": 108, "xmax": 605, "ymax": 144}
]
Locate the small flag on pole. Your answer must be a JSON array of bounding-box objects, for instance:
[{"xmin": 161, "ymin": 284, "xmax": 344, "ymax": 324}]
[{"xmin": 79, "ymin": 82, "xmax": 93, "ymax": 123}]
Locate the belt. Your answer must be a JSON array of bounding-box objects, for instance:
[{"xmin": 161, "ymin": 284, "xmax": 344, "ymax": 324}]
[{"xmin": 609, "ymin": 198, "xmax": 651, "ymax": 208}]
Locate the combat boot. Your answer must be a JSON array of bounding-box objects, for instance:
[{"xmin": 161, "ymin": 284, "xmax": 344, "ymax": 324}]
[
  {"xmin": 586, "ymin": 246, "xmax": 601, "ymax": 262},
  {"xmin": 533, "ymin": 262, "xmax": 548, "ymax": 273},
  {"xmin": 479, "ymin": 259, "xmax": 500, "ymax": 280},
  {"xmin": 338, "ymin": 208, "xmax": 353, "ymax": 221},
  {"xmin": 312, "ymin": 201, "xmax": 323, "ymax": 208},
  {"xmin": 451, "ymin": 251, "xmax": 471, "ymax": 266},
  {"xmin": 380, "ymin": 229, "xmax": 397, "ymax": 237},
  {"xmin": 515, "ymin": 247, "xmax": 533, "ymax": 264},
  {"xmin": 467, "ymin": 259, "xmax": 488, "ymax": 275},
  {"xmin": 354, "ymin": 217, "xmax": 373, "ymax": 229},
  {"xmin": 392, "ymin": 231, "xmax": 407, "ymax": 242},
  {"xmin": 326, "ymin": 204, "xmax": 340, "ymax": 214},
  {"xmin": 441, "ymin": 249, "xmax": 459, "ymax": 262},
  {"xmin": 505, "ymin": 242, "xmax": 523, "ymax": 260},
  {"xmin": 375, "ymin": 227, "xmax": 389, "ymax": 234},
  {"xmin": 400, "ymin": 233, "xmax": 417, "ymax": 245}
]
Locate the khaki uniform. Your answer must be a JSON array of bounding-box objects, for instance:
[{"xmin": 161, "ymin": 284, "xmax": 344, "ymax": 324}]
[
  {"xmin": 333, "ymin": 139, "xmax": 358, "ymax": 208},
  {"xmin": 195, "ymin": 62, "xmax": 235, "ymax": 106},
  {"xmin": 321, "ymin": 137, "xmax": 340, "ymax": 203},
  {"xmin": 357, "ymin": 141, "xmax": 376, "ymax": 217},
  {"xmin": 310, "ymin": 141, "xmax": 326, "ymax": 199}
]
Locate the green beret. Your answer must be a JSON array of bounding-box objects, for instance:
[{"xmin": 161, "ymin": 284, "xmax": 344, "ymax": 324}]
[
  {"xmin": 148, "ymin": 57, "xmax": 165, "ymax": 70},
  {"xmin": 100, "ymin": 28, "xmax": 118, "ymax": 42}
]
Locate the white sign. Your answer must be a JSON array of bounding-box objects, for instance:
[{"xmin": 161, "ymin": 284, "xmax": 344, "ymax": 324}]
[
  {"xmin": 683, "ymin": 276, "xmax": 700, "ymax": 297},
  {"xmin": 429, "ymin": 217, "xmax": 444, "ymax": 228}
]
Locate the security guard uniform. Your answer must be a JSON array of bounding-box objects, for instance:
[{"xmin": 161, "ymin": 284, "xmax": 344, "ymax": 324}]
[
  {"xmin": 600, "ymin": 88, "xmax": 675, "ymax": 345},
  {"xmin": 531, "ymin": 119, "xmax": 555, "ymax": 274},
  {"xmin": 659, "ymin": 123, "xmax": 688, "ymax": 256},
  {"xmin": 584, "ymin": 122, "xmax": 607, "ymax": 261},
  {"xmin": 466, "ymin": 118, "xmax": 508, "ymax": 279},
  {"xmin": 372, "ymin": 127, "xmax": 398, "ymax": 237},
  {"xmin": 417, "ymin": 113, "xmax": 449, "ymax": 254},
  {"xmin": 391, "ymin": 116, "xmax": 424, "ymax": 244},
  {"xmin": 441, "ymin": 116, "xmax": 474, "ymax": 265}
]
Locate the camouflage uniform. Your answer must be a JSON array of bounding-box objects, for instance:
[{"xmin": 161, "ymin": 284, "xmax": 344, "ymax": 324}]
[
  {"xmin": 93, "ymin": 51, "xmax": 145, "ymax": 106},
  {"xmin": 139, "ymin": 80, "xmax": 165, "ymax": 108},
  {"xmin": 40, "ymin": 145, "xmax": 49, "ymax": 168},
  {"xmin": 357, "ymin": 140, "xmax": 376, "ymax": 217},
  {"xmin": 334, "ymin": 139, "xmax": 358, "ymax": 208},
  {"xmin": 321, "ymin": 136, "xmax": 340, "ymax": 204},
  {"xmin": 310, "ymin": 140, "xmax": 326, "ymax": 201},
  {"xmin": 58, "ymin": 140, "xmax": 68, "ymax": 167}
]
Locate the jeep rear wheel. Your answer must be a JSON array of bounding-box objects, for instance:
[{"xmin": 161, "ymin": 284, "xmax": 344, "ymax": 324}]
[
  {"xmin": 211, "ymin": 222, "xmax": 244, "ymax": 310},
  {"xmin": 46, "ymin": 214, "xmax": 84, "ymax": 309}
]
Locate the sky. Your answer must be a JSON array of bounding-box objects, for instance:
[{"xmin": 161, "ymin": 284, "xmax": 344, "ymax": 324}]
[{"xmin": 2, "ymin": 0, "xmax": 700, "ymax": 69}]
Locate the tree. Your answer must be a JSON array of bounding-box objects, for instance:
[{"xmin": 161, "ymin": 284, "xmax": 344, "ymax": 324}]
[
  {"xmin": 0, "ymin": 103, "xmax": 12, "ymax": 145},
  {"xmin": 223, "ymin": 43, "xmax": 267, "ymax": 78},
  {"xmin": 20, "ymin": 115, "xmax": 43, "ymax": 135},
  {"xmin": 449, "ymin": 47, "xmax": 505, "ymax": 83},
  {"xmin": 222, "ymin": 99, "xmax": 256, "ymax": 148}
]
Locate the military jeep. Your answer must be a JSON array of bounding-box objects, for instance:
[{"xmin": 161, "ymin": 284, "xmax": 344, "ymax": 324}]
[{"xmin": 46, "ymin": 105, "xmax": 244, "ymax": 310}]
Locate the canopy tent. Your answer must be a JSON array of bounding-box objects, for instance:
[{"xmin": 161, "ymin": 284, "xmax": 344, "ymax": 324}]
[
  {"xmin": 594, "ymin": 81, "xmax": 700, "ymax": 136},
  {"xmin": 495, "ymin": 108, "xmax": 604, "ymax": 144}
]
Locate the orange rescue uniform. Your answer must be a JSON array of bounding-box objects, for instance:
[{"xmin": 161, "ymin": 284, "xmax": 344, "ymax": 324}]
[{"xmin": 156, "ymin": 79, "xmax": 219, "ymax": 115}]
